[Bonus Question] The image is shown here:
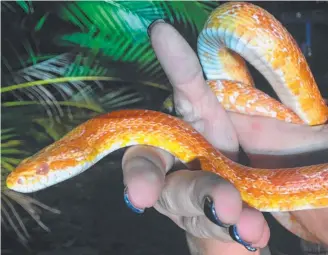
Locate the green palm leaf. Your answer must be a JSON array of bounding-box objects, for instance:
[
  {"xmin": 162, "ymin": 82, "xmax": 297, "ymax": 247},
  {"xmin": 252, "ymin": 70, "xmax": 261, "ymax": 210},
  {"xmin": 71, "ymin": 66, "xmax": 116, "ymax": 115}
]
[
  {"xmin": 1, "ymin": 53, "xmax": 146, "ymax": 246},
  {"xmin": 2, "ymin": 1, "xmax": 219, "ymax": 248},
  {"xmin": 56, "ymin": 1, "xmax": 219, "ymax": 86},
  {"xmin": 1, "ymin": 0, "xmax": 34, "ymax": 14}
]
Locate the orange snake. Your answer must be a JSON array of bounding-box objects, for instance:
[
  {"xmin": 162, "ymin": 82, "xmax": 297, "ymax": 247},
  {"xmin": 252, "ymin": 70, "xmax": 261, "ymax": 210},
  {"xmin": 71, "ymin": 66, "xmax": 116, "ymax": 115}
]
[{"xmin": 6, "ymin": 1, "xmax": 328, "ymax": 242}]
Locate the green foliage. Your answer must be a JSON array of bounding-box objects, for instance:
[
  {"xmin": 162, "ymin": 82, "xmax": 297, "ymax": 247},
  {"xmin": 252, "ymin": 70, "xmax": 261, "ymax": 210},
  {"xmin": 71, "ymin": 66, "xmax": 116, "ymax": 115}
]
[
  {"xmin": 55, "ymin": 1, "xmax": 218, "ymax": 85},
  {"xmin": 1, "ymin": 129, "xmax": 26, "ymax": 173},
  {"xmin": 1, "ymin": 0, "xmax": 219, "ymax": 248},
  {"xmin": 2, "ymin": 0, "xmax": 34, "ymax": 14}
]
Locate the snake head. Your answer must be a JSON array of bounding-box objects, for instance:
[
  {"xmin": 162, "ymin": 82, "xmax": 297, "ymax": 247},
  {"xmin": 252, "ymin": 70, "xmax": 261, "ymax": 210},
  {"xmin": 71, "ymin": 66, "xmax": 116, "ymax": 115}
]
[
  {"xmin": 6, "ymin": 143, "xmax": 89, "ymax": 193},
  {"xmin": 6, "ymin": 156, "xmax": 52, "ymax": 193}
]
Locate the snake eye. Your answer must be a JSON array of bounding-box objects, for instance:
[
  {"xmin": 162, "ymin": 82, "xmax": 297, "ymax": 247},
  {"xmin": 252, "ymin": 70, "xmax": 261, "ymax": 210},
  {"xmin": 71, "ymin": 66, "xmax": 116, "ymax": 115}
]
[{"xmin": 17, "ymin": 176, "xmax": 25, "ymax": 185}]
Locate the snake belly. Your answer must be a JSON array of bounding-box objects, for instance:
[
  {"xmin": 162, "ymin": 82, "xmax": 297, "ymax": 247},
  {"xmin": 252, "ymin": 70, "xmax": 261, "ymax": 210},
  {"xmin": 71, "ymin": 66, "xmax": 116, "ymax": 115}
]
[{"xmin": 5, "ymin": 1, "xmax": 328, "ymax": 242}]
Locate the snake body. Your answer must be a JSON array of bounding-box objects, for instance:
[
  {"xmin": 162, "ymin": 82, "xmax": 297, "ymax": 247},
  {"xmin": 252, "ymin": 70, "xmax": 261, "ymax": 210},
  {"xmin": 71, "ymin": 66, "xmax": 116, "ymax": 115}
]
[
  {"xmin": 6, "ymin": 1, "xmax": 328, "ymax": 238},
  {"xmin": 197, "ymin": 2, "xmax": 327, "ymax": 125}
]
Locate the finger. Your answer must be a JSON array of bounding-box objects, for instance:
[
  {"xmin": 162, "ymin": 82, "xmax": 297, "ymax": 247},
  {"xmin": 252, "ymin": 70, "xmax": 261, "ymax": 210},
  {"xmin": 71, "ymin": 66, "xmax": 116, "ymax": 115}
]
[
  {"xmin": 229, "ymin": 112, "xmax": 328, "ymax": 153},
  {"xmin": 253, "ymin": 223, "xmax": 270, "ymax": 248},
  {"xmin": 148, "ymin": 19, "xmax": 205, "ymax": 90},
  {"xmin": 186, "ymin": 233, "xmax": 271, "ymax": 255},
  {"xmin": 148, "ymin": 20, "xmax": 239, "ymax": 158},
  {"xmin": 154, "ymin": 170, "xmax": 242, "ymax": 224},
  {"xmin": 154, "ymin": 170, "xmax": 268, "ymax": 247},
  {"xmin": 228, "ymin": 112, "xmax": 328, "ymax": 167},
  {"xmin": 178, "ymin": 208, "xmax": 268, "ymax": 249},
  {"xmin": 122, "ymin": 145, "xmax": 174, "ymax": 211},
  {"xmin": 292, "ymin": 209, "xmax": 328, "ymax": 245},
  {"xmin": 230, "ymin": 207, "xmax": 269, "ymax": 247},
  {"xmin": 180, "ymin": 210, "xmax": 269, "ymax": 248}
]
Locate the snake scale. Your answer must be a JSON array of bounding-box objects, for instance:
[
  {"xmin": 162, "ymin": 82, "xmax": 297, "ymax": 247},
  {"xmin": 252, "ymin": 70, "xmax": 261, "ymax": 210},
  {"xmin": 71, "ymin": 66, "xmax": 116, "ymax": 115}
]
[{"xmin": 6, "ymin": 1, "xmax": 328, "ymax": 242}]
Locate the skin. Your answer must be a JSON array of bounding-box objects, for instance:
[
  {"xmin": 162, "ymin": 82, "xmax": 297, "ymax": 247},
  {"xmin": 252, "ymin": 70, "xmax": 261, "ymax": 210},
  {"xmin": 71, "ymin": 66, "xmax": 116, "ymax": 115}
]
[{"xmin": 121, "ymin": 21, "xmax": 328, "ymax": 255}]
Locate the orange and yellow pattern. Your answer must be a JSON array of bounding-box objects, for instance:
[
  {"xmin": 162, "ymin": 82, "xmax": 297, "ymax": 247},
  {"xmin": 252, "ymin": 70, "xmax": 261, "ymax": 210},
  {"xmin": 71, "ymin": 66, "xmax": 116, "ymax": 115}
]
[{"xmin": 6, "ymin": 1, "xmax": 328, "ymax": 242}]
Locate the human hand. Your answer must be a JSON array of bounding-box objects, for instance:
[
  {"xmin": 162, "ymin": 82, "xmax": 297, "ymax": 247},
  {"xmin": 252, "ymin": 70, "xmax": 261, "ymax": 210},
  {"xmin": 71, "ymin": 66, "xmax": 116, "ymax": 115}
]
[
  {"xmin": 121, "ymin": 20, "xmax": 271, "ymax": 255},
  {"xmin": 229, "ymin": 112, "xmax": 328, "ymax": 246},
  {"xmin": 121, "ymin": 20, "xmax": 328, "ymax": 254}
]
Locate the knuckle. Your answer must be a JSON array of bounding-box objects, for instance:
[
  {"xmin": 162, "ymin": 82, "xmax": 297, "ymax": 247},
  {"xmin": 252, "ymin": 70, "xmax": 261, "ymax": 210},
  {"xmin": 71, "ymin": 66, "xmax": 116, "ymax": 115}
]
[
  {"xmin": 174, "ymin": 95, "xmax": 206, "ymax": 134},
  {"xmin": 174, "ymin": 94, "xmax": 196, "ymax": 119}
]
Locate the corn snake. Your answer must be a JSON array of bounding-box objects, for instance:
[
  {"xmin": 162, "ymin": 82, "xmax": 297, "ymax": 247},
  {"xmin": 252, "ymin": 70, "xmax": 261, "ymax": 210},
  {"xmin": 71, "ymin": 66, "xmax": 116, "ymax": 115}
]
[{"xmin": 6, "ymin": 1, "xmax": 328, "ymax": 242}]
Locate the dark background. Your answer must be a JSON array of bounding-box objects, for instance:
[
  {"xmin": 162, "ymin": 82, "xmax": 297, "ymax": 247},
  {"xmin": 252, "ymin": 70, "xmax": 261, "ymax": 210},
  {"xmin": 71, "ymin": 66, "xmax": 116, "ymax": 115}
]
[{"xmin": 2, "ymin": 1, "xmax": 328, "ymax": 255}]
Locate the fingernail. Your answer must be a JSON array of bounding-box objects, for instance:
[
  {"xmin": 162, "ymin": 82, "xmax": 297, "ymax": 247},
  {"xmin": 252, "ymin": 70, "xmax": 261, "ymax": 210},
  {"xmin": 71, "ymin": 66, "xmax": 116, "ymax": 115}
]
[
  {"xmin": 123, "ymin": 187, "xmax": 144, "ymax": 214},
  {"xmin": 203, "ymin": 196, "xmax": 230, "ymax": 228},
  {"xmin": 147, "ymin": 19, "xmax": 166, "ymax": 37},
  {"xmin": 229, "ymin": 225, "xmax": 257, "ymax": 252}
]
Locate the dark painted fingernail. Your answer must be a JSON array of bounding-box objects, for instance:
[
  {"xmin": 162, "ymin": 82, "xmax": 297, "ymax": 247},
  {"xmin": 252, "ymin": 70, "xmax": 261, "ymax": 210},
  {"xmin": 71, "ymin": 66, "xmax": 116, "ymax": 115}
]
[
  {"xmin": 203, "ymin": 196, "xmax": 230, "ymax": 228},
  {"xmin": 123, "ymin": 187, "xmax": 144, "ymax": 214},
  {"xmin": 147, "ymin": 19, "xmax": 166, "ymax": 37},
  {"xmin": 229, "ymin": 225, "xmax": 257, "ymax": 252}
]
